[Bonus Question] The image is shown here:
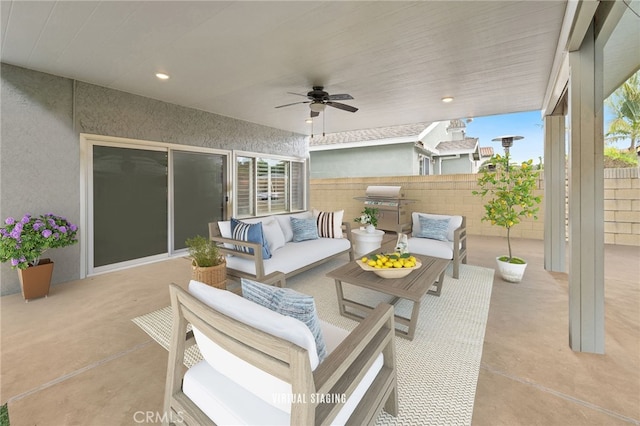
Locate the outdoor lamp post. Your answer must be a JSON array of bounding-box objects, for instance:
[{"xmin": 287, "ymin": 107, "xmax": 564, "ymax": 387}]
[{"xmin": 492, "ymin": 135, "xmax": 524, "ymax": 170}]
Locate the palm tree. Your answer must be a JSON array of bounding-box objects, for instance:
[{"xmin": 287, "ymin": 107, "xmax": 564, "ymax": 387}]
[{"xmin": 606, "ymin": 71, "xmax": 640, "ymax": 152}]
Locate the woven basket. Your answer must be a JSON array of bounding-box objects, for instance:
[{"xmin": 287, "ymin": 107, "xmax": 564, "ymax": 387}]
[{"xmin": 191, "ymin": 257, "xmax": 227, "ymax": 290}]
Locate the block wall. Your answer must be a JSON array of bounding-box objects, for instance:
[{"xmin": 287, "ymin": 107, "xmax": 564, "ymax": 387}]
[{"xmin": 311, "ymin": 168, "xmax": 640, "ymax": 246}]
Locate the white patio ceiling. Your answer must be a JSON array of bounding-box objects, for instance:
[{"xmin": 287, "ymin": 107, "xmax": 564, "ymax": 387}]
[{"xmin": 2, "ymin": 1, "xmax": 573, "ymax": 135}]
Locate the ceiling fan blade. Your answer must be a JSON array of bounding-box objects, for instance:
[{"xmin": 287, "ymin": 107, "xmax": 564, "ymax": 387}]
[
  {"xmin": 275, "ymin": 101, "xmax": 310, "ymax": 109},
  {"xmin": 326, "ymin": 101, "xmax": 358, "ymax": 113},
  {"xmin": 310, "ymin": 110, "xmax": 320, "ymax": 118},
  {"xmin": 328, "ymin": 94, "xmax": 354, "ymax": 101},
  {"xmin": 286, "ymin": 92, "xmax": 311, "ymax": 98}
]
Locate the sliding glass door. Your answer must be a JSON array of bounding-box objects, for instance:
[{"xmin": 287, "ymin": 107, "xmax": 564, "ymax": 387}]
[
  {"xmin": 88, "ymin": 139, "xmax": 227, "ymax": 274},
  {"xmin": 172, "ymin": 151, "xmax": 225, "ymax": 250},
  {"xmin": 93, "ymin": 146, "xmax": 168, "ymax": 267}
]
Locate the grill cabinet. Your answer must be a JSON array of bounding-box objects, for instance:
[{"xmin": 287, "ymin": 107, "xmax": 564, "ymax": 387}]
[{"xmin": 356, "ymin": 186, "xmax": 414, "ymax": 232}]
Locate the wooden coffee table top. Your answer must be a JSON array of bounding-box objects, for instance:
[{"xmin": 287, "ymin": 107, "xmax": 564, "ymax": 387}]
[{"xmin": 326, "ymin": 254, "xmax": 450, "ymax": 302}]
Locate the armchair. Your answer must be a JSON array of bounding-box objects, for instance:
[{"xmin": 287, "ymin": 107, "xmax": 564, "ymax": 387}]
[{"xmin": 163, "ymin": 274, "xmax": 398, "ymax": 425}]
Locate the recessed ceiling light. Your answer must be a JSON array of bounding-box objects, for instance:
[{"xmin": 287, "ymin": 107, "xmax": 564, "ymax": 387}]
[
  {"xmin": 441, "ymin": 97, "xmax": 454, "ymax": 103},
  {"xmin": 305, "ymin": 118, "xmax": 313, "ymax": 124},
  {"xmin": 155, "ymin": 73, "xmax": 170, "ymax": 80}
]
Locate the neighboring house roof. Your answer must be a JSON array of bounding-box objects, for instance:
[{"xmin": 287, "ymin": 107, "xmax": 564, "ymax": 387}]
[
  {"xmin": 479, "ymin": 146, "xmax": 495, "ymax": 157},
  {"xmin": 309, "ymin": 122, "xmax": 432, "ymax": 147},
  {"xmin": 435, "ymin": 137, "xmax": 478, "ymax": 153}
]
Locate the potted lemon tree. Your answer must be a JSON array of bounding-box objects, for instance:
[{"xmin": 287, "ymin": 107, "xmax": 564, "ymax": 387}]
[
  {"xmin": 0, "ymin": 213, "xmax": 78, "ymax": 300},
  {"xmin": 472, "ymin": 154, "xmax": 542, "ymax": 282},
  {"xmin": 186, "ymin": 235, "xmax": 226, "ymax": 289}
]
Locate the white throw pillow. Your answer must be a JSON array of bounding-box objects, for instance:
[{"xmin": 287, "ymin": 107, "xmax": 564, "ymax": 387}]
[{"xmin": 261, "ymin": 217, "xmax": 286, "ymax": 252}]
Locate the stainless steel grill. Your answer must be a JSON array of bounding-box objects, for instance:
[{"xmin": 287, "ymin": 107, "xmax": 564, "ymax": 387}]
[{"xmin": 356, "ymin": 186, "xmax": 414, "ymax": 232}]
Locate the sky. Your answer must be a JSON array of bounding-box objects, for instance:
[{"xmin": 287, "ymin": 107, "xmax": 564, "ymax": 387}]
[
  {"xmin": 464, "ymin": 106, "xmax": 628, "ymax": 165},
  {"xmin": 464, "ymin": 110, "xmax": 545, "ymax": 165}
]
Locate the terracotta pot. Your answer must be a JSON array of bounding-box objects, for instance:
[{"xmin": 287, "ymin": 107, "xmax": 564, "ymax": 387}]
[{"xmin": 17, "ymin": 258, "xmax": 54, "ymax": 301}]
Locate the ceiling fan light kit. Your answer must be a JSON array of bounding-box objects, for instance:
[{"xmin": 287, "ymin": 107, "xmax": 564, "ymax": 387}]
[{"xmin": 309, "ymin": 102, "xmax": 326, "ymax": 112}]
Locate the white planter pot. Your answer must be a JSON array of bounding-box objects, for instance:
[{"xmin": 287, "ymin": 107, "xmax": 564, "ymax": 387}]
[
  {"xmin": 496, "ymin": 257, "xmax": 527, "ymax": 283},
  {"xmin": 366, "ymin": 224, "xmax": 376, "ymax": 233}
]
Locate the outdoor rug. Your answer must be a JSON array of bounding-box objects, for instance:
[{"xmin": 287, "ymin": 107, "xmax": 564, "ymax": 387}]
[{"xmin": 133, "ymin": 261, "xmax": 494, "ymax": 425}]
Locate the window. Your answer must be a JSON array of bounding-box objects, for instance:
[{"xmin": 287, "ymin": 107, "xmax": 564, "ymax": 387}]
[{"xmin": 235, "ymin": 153, "xmax": 306, "ymax": 217}]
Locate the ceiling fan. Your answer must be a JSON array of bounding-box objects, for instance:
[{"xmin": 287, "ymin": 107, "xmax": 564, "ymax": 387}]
[{"xmin": 275, "ymin": 86, "xmax": 358, "ymax": 117}]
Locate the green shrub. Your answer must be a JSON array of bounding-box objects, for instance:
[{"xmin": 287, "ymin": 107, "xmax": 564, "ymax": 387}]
[{"xmin": 185, "ymin": 235, "xmax": 223, "ymax": 267}]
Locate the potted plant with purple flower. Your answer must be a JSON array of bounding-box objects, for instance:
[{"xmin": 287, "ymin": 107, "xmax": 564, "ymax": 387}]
[{"xmin": 0, "ymin": 213, "xmax": 78, "ymax": 300}]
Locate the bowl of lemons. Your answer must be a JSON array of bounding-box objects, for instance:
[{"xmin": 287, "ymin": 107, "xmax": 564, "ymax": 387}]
[{"xmin": 357, "ymin": 252, "xmax": 421, "ymax": 279}]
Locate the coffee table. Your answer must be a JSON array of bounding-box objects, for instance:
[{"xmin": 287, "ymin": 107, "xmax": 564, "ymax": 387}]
[{"xmin": 326, "ymin": 254, "xmax": 450, "ymax": 340}]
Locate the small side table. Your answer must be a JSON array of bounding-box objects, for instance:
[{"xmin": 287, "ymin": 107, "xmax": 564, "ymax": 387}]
[{"xmin": 351, "ymin": 228, "xmax": 385, "ymax": 257}]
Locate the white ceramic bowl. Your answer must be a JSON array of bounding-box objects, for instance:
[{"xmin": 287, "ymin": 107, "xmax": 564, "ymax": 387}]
[{"xmin": 357, "ymin": 259, "xmax": 422, "ymax": 279}]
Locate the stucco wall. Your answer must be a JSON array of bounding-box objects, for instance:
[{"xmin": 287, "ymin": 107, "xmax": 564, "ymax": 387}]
[
  {"xmin": 309, "ymin": 143, "xmax": 416, "ymax": 178},
  {"xmin": 1, "ymin": 63, "xmax": 306, "ymax": 295}
]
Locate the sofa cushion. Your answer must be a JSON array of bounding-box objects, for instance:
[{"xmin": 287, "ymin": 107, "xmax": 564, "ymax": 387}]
[
  {"xmin": 275, "ymin": 211, "xmax": 313, "ymax": 242},
  {"xmin": 187, "ymin": 280, "xmax": 319, "ymax": 413},
  {"xmin": 313, "ymin": 208, "xmax": 344, "ymax": 239},
  {"xmin": 415, "ymin": 216, "xmax": 450, "ymax": 241},
  {"xmin": 291, "ymin": 217, "xmax": 319, "ymax": 242},
  {"xmin": 225, "ymin": 237, "xmax": 351, "ymax": 277},
  {"xmin": 183, "ymin": 333, "xmax": 384, "ymax": 425},
  {"xmin": 241, "ymin": 278, "xmax": 327, "ymax": 362},
  {"xmin": 412, "ymin": 212, "xmax": 463, "ymax": 242},
  {"xmin": 231, "ymin": 218, "xmax": 271, "ymax": 259},
  {"xmin": 407, "ymin": 236, "xmax": 454, "ymax": 260},
  {"xmin": 261, "ymin": 217, "xmax": 286, "ymax": 252}
]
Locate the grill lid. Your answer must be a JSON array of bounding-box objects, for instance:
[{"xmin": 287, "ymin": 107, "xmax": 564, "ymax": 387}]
[{"xmin": 365, "ymin": 185, "xmax": 404, "ymax": 199}]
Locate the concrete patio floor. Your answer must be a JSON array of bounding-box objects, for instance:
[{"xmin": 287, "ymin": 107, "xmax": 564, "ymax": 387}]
[{"xmin": 1, "ymin": 235, "xmax": 638, "ymax": 425}]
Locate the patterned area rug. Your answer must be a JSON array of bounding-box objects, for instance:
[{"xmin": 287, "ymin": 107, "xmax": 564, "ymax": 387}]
[{"xmin": 133, "ymin": 261, "xmax": 494, "ymax": 425}]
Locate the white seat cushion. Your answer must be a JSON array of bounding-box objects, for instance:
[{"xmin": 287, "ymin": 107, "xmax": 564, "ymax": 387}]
[
  {"xmin": 225, "ymin": 237, "xmax": 350, "ymax": 276},
  {"xmin": 188, "ymin": 280, "xmax": 319, "ymax": 413},
  {"xmin": 407, "ymin": 236, "xmax": 454, "ymax": 260},
  {"xmin": 183, "ymin": 318, "xmax": 384, "ymax": 425}
]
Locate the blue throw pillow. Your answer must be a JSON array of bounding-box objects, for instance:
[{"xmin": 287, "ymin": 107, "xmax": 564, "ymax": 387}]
[
  {"xmin": 230, "ymin": 218, "xmax": 271, "ymax": 259},
  {"xmin": 290, "ymin": 217, "xmax": 319, "ymax": 242},
  {"xmin": 416, "ymin": 216, "xmax": 450, "ymax": 241},
  {"xmin": 241, "ymin": 278, "xmax": 327, "ymax": 363}
]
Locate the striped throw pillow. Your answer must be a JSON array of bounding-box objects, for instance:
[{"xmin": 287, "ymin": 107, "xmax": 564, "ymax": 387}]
[
  {"xmin": 313, "ymin": 209, "xmax": 344, "ymax": 239},
  {"xmin": 231, "ymin": 218, "xmax": 271, "ymax": 259}
]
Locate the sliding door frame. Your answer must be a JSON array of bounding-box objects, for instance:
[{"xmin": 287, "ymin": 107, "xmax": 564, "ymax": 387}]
[{"xmin": 80, "ymin": 134, "xmax": 231, "ymax": 277}]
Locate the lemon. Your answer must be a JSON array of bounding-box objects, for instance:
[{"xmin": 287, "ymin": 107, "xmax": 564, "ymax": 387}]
[
  {"xmin": 393, "ymin": 261, "xmax": 402, "ymax": 268},
  {"xmin": 361, "ymin": 256, "xmax": 368, "ymax": 263},
  {"xmin": 385, "ymin": 261, "xmax": 393, "ymax": 268},
  {"xmin": 367, "ymin": 260, "xmax": 377, "ymax": 267}
]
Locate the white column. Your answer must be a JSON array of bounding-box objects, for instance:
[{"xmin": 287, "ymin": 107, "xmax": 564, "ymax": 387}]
[
  {"xmin": 567, "ymin": 23, "xmax": 605, "ymax": 354},
  {"xmin": 544, "ymin": 114, "xmax": 566, "ymax": 272}
]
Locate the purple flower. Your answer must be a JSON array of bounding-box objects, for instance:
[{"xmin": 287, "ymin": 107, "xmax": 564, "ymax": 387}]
[
  {"xmin": 33, "ymin": 221, "xmax": 43, "ymax": 231},
  {"xmin": 48, "ymin": 219, "xmax": 56, "ymax": 227},
  {"xmin": 70, "ymin": 224, "xmax": 78, "ymax": 232},
  {"xmin": 20, "ymin": 214, "xmax": 31, "ymax": 224},
  {"xmin": 14, "ymin": 222, "xmax": 23, "ymax": 232},
  {"xmin": 42, "ymin": 229, "xmax": 53, "ymax": 238},
  {"xmin": 5, "ymin": 217, "xmax": 15, "ymax": 225},
  {"xmin": 10, "ymin": 229, "xmax": 21, "ymax": 239},
  {"xmin": 58, "ymin": 226, "xmax": 67, "ymax": 233},
  {"xmin": 10, "ymin": 258, "xmax": 19, "ymax": 266}
]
